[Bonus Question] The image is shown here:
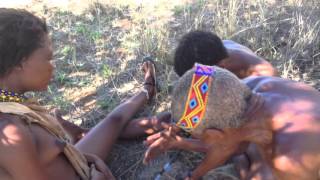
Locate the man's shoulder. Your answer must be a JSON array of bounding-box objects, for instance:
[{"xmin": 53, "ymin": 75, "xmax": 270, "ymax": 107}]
[
  {"xmin": 242, "ymin": 76, "xmax": 300, "ymax": 94},
  {"xmin": 222, "ymin": 39, "xmax": 238, "ymax": 44},
  {"xmin": 222, "ymin": 40, "xmax": 239, "ymax": 48},
  {"xmin": 222, "ymin": 40, "xmax": 250, "ymax": 51},
  {"xmin": 242, "ymin": 76, "xmax": 270, "ymax": 89}
]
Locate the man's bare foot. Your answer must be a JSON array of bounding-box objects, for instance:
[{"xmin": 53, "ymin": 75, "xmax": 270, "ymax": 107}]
[{"xmin": 142, "ymin": 59, "xmax": 156, "ymax": 101}]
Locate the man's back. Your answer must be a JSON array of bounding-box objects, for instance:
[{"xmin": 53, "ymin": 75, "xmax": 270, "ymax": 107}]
[
  {"xmin": 174, "ymin": 31, "xmax": 277, "ymax": 78},
  {"xmin": 222, "ymin": 40, "xmax": 276, "ymax": 78},
  {"xmin": 243, "ymin": 76, "xmax": 320, "ymax": 179}
]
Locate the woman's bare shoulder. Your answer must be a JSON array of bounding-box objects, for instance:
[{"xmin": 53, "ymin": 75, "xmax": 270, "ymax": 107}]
[
  {"xmin": 0, "ymin": 113, "xmax": 27, "ymax": 128},
  {"xmin": 0, "ymin": 113, "xmax": 32, "ymax": 148}
]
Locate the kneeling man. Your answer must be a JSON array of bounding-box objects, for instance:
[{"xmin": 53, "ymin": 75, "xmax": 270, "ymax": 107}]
[{"xmin": 144, "ymin": 64, "xmax": 320, "ymax": 180}]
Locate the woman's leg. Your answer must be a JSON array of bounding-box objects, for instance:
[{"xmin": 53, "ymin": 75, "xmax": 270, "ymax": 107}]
[
  {"xmin": 76, "ymin": 61, "xmax": 157, "ymax": 160},
  {"xmin": 53, "ymin": 109, "xmax": 89, "ymax": 143}
]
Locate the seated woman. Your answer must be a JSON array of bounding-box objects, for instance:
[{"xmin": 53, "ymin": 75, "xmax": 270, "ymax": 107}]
[{"xmin": 0, "ymin": 8, "xmax": 169, "ymax": 180}]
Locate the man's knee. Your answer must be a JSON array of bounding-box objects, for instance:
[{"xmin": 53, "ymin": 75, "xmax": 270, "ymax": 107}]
[
  {"xmin": 248, "ymin": 162, "xmax": 275, "ymax": 180},
  {"xmin": 233, "ymin": 154, "xmax": 250, "ymax": 179}
]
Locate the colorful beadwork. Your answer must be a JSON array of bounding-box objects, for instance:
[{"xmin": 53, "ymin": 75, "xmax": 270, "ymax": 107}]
[
  {"xmin": 176, "ymin": 64, "xmax": 215, "ymax": 132},
  {"xmin": 0, "ymin": 89, "xmax": 27, "ymax": 103}
]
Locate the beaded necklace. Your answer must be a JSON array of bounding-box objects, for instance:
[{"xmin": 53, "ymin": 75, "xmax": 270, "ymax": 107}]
[{"xmin": 0, "ymin": 89, "xmax": 27, "ymax": 103}]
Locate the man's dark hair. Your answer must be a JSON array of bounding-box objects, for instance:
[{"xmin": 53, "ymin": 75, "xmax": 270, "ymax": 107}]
[
  {"xmin": 0, "ymin": 8, "xmax": 48, "ymax": 77},
  {"xmin": 174, "ymin": 31, "xmax": 228, "ymax": 76}
]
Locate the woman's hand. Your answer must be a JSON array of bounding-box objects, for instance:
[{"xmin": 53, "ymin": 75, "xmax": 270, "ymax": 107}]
[
  {"xmin": 90, "ymin": 164, "xmax": 109, "ymax": 180},
  {"xmin": 84, "ymin": 153, "xmax": 115, "ymax": 180}
]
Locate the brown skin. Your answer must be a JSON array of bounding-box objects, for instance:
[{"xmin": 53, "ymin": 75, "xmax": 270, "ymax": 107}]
[
  {"xmin": 218, "ymin": 40, "xmax": 277, "ymax": 78},
  {"xmin": 144, "ymin": 76, "xmax": 320, "ymax": 180},
  {"xmin": 0, "ymin": 34, "xmax": 170, "ymax": 180}
]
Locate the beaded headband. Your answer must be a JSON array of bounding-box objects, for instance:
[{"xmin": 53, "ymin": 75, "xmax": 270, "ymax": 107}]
[
  {"xmin": 176, "ymin": 63, "xmax": 215, "ymax": 132},
  {"xmin": 0, "ymin": 89, "xmax": 27, "ymax": 103},
  {"xmin": 154, "ymin": 64, "xmax": 215, "ymax": 180}
]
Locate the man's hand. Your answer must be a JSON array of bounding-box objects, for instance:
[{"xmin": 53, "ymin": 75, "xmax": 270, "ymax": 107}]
[{"xmin": 143, "ymin": 123, "xmax": 183, "ymax": 164}]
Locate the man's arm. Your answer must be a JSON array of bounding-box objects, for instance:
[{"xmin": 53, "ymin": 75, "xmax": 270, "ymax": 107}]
[
  {"xmin": 222, "ymin": 40, "xmax": 277, "ymax": 78},
  {"xmin": 0, "ymin": 117, "xmax": 49, "ymax": 180},
  {"xmin": 175, "ymin": 138, "xmax": 209, "ymax": 152},
  {"xmin": 143, "ymin": 126, "xmax": 209, "ymax": 163},
  {"xmin": 144, "ymin": 135, "xmax": 209, "ymax": 164}
]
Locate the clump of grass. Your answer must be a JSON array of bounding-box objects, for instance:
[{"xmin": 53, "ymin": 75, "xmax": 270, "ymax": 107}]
[{"xmin": 100, "ymin": 64, "xmax": 113, "ymax": 78}]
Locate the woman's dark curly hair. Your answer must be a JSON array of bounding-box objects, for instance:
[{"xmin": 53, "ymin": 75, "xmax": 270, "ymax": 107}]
[
  {"xmin": 0, "ymin": 8, "xmax": 48, "ymax": 77},
  {"xmin": 174, "ymin": 31, "xmax": 228, "ymax": 76}
]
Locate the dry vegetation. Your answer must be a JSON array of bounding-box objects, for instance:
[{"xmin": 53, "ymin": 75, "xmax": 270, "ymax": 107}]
[{"xmin": 2, "ymin": 0, "xmax": 319, "ymax": 179}]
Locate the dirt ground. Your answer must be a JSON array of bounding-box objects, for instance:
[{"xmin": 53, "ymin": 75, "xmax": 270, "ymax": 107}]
[{"xmin": 1, "ymin": 0, "xmax": 319, "ymax": 179}]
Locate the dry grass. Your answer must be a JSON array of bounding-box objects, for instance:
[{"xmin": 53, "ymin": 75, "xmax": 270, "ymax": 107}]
[{"xmin": 1, "ymin": 0, "xmax": 319, "ymax": 179}]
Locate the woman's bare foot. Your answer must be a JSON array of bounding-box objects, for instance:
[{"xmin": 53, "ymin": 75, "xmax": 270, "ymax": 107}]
[
  {"xmin": 148, "ymin": 112, "xmax": 172, "ymax": 134},
  {"xmin": 120, "ymin": 112, "xmax": 172, "ymax": 139}
]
